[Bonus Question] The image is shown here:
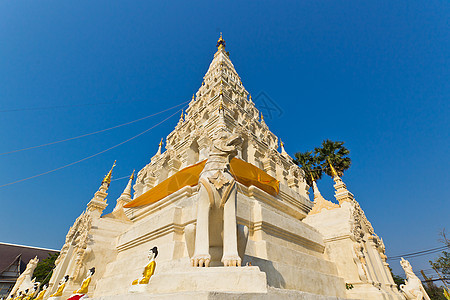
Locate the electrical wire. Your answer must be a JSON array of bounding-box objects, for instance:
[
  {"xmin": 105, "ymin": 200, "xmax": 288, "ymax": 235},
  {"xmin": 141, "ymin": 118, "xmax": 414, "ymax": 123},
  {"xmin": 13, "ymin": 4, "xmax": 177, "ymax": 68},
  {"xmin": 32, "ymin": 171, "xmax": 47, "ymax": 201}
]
[
  {"xmin": 0, "ymin": 107, "xmax": 186, "ymax": 188},
  {"xmin": 0, "ymin": 101, "xmax": 189, "ymax": 156},
  {"xmin": 111, "ymin": 175, "xmax": 132, "ymax": 182},
  {"xmin": 0, "ymin": 98, "xmax": 165, "ymax": 113},
  {"xmin": 387, "ymin": 245, "xmax": 449, "ymax": 260}
]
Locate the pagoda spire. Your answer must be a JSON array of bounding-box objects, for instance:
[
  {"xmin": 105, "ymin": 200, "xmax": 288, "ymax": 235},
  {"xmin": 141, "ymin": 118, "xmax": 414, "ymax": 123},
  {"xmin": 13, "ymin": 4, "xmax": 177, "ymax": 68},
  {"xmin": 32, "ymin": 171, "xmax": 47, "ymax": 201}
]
[
  {"xmin": 328, "ymin": 159, "xmax": 354, "ymax": 204},
  {"xmin": 156, "ymin": 138, "xmax": 163, "ymax": 156},
  {"xmin": 280, "ymin": 140, "xmax": 288, "ymax": 156},
  {"xmin": 102, "ymin": 160, "xmax": 116, "ymax": 187},
  {"xmin": 216, "ymin": 32, "xmax": 226, "ymax": 52},
  {"xmin": 87, "ymin": 161, "xmax": 116, "ymax": 218},
  {"xmin": 333, "ymin": 174, "xmax": 354, "ymax": 205},
  {"xmin": 113, "ymin": 170, "xmax": 134, "ymax": 211}
]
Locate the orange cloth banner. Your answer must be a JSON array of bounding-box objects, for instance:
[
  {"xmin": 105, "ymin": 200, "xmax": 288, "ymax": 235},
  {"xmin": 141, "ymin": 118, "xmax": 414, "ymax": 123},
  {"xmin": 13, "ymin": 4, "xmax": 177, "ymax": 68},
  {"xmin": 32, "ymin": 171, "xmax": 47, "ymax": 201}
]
[{"xmin": 124, "ymin": 158, "xmax": 279, "ymax": 208}]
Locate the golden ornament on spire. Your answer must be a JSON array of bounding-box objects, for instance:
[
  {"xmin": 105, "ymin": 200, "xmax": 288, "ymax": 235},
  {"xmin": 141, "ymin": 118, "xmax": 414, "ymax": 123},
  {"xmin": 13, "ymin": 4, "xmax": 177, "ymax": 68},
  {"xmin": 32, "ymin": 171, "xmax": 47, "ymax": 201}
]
[
  {"xmin": 180, "ymin": 110, "xmax": 184, "ymax": 119},
  {"xmin": 192, "ymin": 94, "xmax": 195, "ymax": 100},
  {"xmin": 219, "ymin": 101, "xmax": 224, "ymax": 112},
  {"xmin": 130, "ymin": 169, "xmax": 135, "ymax": 181},
  {"xmin": 216, "ymin": 32, "xmax": 226, "ymax": 50},
  {"xmin": 159, "ymin": 138, "xmax": 163, "ymax": 148},
  {"xmin": 261, "ymin": 112, "xmax": 264, "ymax": 121},
  {"xmin": 327, "ymin": 158, "xmax": 339, "ymax": 178},
  {"xmin": 103, "ymin": 160, "xmax": 116, "ymax": 187}
]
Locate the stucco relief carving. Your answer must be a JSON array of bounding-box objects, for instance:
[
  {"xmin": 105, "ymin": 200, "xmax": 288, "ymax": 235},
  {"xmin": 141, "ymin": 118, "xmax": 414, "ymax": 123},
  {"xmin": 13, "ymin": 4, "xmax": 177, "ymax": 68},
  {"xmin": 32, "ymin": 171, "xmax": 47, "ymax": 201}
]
[{"xmin": 54, "ymin": 211, "xmax": 92, "ymax": 283}]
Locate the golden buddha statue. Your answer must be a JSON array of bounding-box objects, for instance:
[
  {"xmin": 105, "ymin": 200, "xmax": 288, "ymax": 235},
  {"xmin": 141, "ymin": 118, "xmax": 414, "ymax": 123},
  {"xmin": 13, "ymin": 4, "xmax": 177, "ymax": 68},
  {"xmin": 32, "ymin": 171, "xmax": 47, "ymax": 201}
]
[
  {"xmin": 66, "ymin": 267, "xmax": 95, "ymax": 300},
  {"xmin": 49, "ymin": 275, "xmax": 69, "ymax": 298},
  {"xmin": 75, "ymin": 267, "xmax": 95, "ymax": 294},
  {"xmin": 132, "ymin": 247, "xmax": 158, "ymax": 285},
  {"xmin": 32, "ymin": 284, "xmax": 47, "ymax": 300}
]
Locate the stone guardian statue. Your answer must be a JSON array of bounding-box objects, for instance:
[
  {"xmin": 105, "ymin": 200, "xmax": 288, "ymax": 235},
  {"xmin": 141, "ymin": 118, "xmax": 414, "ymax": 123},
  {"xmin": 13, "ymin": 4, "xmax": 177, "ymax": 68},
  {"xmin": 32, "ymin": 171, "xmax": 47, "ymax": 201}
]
[
  {"xmin": 8, "ymin": 256, "xmax": 39, "ymax": 299},
  {"xmin": 400, "ymin": 257, "xmax": 431, "ymax": 300},
  {"xmin": 191, "ymin": 129, "xmax": 243, "ymax": 267}
]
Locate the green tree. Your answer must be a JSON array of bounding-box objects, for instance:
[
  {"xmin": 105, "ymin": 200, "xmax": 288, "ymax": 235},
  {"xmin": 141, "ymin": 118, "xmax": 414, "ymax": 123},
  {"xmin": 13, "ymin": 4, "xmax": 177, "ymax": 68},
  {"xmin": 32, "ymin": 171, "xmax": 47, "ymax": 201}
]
[
  {"xmin": 293, "ymin": 151, "xmax": 322, "ymax": 187},
  {"xmin": 32, "ymin": 252, "xmax": 59, "ymax": 286},
  {"xmin": 314, "ymin": 139, "xmax": 351, "ymax": 177},
  {"xmin": 430, "ymin": 229, "xmax": 450, "ymax": 285}
]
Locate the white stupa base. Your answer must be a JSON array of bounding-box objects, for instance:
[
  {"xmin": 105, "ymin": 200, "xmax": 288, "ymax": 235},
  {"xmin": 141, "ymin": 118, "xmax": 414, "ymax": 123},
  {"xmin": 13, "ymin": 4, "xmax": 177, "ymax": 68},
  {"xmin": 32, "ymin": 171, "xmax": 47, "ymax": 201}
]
[{"xmin": 93, "ymin": 287, "xmax": 344, "ymax": 300}]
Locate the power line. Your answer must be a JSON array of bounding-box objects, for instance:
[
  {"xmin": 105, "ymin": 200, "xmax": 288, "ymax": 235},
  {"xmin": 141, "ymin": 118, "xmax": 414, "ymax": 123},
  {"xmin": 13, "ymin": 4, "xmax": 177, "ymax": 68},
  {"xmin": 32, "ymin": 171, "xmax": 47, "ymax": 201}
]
[
  {"xmin": 0, "ymin": 101, "xmax": 188, "ymax": 156},
  {"xmin": 0, "ymin": 98, "xmax": 165, "ymax": 113},
  {"xmin": 0, "ymin": 107, "xmax": 185, "ymax": 188},
  {"xmin": 388, "ymin": 245, "xmax": 449, "ymax": 260}
]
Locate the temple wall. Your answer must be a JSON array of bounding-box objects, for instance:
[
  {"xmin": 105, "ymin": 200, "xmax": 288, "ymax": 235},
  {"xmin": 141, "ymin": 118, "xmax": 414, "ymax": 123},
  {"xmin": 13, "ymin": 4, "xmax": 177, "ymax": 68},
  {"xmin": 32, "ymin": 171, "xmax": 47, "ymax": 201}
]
[{"xmin": 304, "ymin": 202, "xmax": 404, "ymax": 300}]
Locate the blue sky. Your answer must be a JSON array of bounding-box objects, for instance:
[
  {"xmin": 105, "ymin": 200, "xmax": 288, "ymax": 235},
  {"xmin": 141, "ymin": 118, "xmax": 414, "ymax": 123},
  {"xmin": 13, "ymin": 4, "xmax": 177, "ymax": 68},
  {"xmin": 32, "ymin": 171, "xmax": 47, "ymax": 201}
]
[{"xmin": 0, "ymin": 1, "xmax": 448, "ymax": 279}]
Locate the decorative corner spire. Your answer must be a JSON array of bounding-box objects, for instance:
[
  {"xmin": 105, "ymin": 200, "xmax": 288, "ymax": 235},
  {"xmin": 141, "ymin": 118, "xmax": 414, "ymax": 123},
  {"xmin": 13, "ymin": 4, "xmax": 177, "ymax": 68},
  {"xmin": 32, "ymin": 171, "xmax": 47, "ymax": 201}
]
[
  {"xmin": 280, "ymin": 140, "xmax": 287, "ymax": 156},
  {"xmin": 249, "ymin": 94, "xmax": 252, "ymax": 102},
  {"xmin": 327, "ymin": 158, "xmax": 339, "ymax": 178},
  {"xmin": 113, "ymin": 170, "xmax": 135, "ymax": 212},
  {"xmin": 261, "ymin": 112, "xmax": 264, "ymax": 122},
  {"xmin": 156, "ymin": 138, "xmax": 163, "ymax": 155},
  {"xmin": 217, "ymin": 32, "xmax": 226, "ymax": 51},
  {"xmin": 102, "ymin": 160, "xmax": 116, "ymax": 187},
  {"xmin": 192, "ymin": 94, "xmax": 195, "ymax": 101}
]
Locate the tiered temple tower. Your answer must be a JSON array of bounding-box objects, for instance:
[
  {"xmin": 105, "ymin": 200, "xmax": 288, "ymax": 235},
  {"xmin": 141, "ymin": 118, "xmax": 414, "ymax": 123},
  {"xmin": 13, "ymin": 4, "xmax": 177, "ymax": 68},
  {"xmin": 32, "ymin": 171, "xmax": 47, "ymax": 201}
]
[{"xmin": 44, "ymin": 36, "xmax": 404, "ymax": 300}]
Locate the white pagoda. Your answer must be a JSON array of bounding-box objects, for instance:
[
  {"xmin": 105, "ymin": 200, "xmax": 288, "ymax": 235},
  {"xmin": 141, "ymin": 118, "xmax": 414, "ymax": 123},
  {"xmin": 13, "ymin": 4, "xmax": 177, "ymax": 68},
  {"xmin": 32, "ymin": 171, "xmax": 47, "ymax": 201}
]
[{"xmin": 44, "ymin": 35, "xmax": 404, "ymax": 300}]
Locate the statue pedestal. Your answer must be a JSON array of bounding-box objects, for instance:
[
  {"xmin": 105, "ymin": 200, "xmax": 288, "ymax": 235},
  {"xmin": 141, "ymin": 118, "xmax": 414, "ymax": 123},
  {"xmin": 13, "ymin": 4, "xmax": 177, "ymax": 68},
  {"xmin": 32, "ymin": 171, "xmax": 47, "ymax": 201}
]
[{"xmin": 131, "ymin": 266, "xmax": 267, "ymax": 294}]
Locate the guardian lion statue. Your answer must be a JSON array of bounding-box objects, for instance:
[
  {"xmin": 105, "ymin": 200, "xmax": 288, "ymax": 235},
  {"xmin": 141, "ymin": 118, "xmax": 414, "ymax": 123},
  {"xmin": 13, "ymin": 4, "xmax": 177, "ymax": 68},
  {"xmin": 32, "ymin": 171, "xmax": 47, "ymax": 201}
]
[
  {"xmin": 400, "ymin": 257, "xmax": 431, "ymax": 300},
  {"xmin": 190, "ymin": 129, "xmax": 244, "ymax": 267}
]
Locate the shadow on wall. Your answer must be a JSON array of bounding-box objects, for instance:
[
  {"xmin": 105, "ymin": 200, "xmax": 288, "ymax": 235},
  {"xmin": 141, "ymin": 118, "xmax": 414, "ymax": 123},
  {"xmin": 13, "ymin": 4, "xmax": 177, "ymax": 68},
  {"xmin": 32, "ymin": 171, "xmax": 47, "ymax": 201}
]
[{"xmin": 244, "ymin": 255, "xmax": 285, "ymax": 289}]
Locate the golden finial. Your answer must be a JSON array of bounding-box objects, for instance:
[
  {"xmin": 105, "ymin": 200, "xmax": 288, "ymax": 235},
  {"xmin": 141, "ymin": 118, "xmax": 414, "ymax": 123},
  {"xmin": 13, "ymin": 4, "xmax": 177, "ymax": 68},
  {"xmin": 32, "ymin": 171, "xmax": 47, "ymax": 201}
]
[
  {"xmin": 159, "ymin": 138, "xmax": 163, "ymax": 148},
  {"xmin": 280, "ymin": 140, "xmax": 284, "ymax": 148},
  {"xmin": 219, "ymin": 101, "xmax": 224, "ymax": 112},
  {"xmin": 310, "ymin": 172, "xmax": 315, "ymax": 182},
  {"xmin": 261, "ymin": 112, "xmax": 264, "ymax": 121},
  {"xmin": 103, "ymin": 160, "xmax": 116, "ymax": 186},
  {"xmin": 130, "ymin": 170, "xmax": 135, "ymax": 181},
  {"xmin": 180, "ymin": 110, "xmax": 184, "ymax": 119},
  {"xmin": 327, "ymin": 158, "xmax": 339, "ymax": 178},
  {"xmin": 249, "ymin": 94, "xmax": 252, "ymax": 101},
  {"xmin": 216, "ymin": 32, "xmax": 226, "ymax": 50},
  {"xmin": 192, "ymin": 94, "xmax": 195, "ymax": 100}
]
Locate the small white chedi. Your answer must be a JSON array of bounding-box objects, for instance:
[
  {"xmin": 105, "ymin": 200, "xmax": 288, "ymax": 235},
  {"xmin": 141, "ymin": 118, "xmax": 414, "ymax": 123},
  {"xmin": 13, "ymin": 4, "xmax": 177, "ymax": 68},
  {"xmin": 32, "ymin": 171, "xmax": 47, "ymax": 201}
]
[{"xmin": 36, "ymin": 35, "xmax": 409, "ymax": 299}]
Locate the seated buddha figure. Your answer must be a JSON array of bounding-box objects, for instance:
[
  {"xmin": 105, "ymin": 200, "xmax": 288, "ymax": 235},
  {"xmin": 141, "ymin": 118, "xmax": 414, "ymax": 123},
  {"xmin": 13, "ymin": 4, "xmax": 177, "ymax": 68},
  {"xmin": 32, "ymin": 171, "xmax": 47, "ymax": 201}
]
[
  {"xmin": 32, "ymin": 284, "xmax": 47, "ymax": 300},
  {"xmin": 132, "ymin": 247, "xmax": 158, "ymax": 285},
  {"xmin": 48, "ymin": 275, "xmax": 69, "ymax": 300},
  {"xmin": 67, "ymin": 267, "xmax": 95, "ymax": 300}
]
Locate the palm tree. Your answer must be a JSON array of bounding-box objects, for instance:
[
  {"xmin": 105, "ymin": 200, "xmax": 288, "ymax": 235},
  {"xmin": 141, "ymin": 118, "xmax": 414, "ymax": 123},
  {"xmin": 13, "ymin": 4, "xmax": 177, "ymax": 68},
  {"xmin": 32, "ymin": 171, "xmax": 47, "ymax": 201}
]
[
  {"xmin": 294, "ymin": 151, "xmax": 323, "ymax": 187},
  {"xmin": 314, "ymin": 139, "xmax": 351, "ymax": 178}
]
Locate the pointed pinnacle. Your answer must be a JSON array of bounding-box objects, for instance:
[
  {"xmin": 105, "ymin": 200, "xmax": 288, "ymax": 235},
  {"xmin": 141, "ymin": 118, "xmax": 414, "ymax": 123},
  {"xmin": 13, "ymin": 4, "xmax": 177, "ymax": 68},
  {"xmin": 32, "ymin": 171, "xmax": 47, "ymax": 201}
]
[{"xmin": 103, "ymin": 160, "xmax": 116, "ymax": 186}]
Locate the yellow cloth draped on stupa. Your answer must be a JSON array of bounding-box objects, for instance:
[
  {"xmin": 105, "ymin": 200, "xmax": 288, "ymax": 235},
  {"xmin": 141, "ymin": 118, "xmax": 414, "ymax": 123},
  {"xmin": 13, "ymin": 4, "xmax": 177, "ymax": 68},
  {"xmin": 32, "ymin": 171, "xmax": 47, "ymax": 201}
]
[{"xmin": 124, "ymin": 158, "xmax": 279, "ymax": 208}]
